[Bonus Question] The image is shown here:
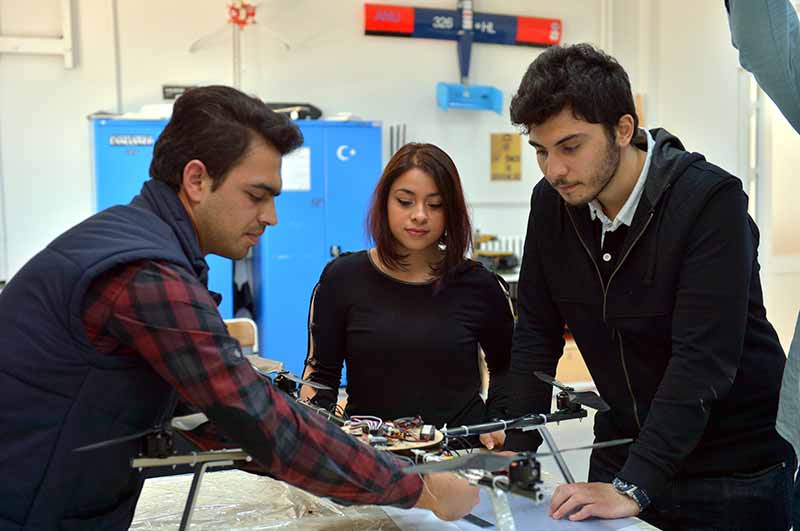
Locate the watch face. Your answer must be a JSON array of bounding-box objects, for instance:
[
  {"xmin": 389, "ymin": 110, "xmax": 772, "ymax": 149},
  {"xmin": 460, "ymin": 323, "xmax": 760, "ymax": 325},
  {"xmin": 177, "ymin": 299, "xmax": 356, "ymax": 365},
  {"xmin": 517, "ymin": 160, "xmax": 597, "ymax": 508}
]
[
  {"xmin": 612, "ymin": 478, "xmax": 632, "ymax": 492},
  {"xmin": 612, "ymin": 478, "xmax": 650, "ymax": 510}
]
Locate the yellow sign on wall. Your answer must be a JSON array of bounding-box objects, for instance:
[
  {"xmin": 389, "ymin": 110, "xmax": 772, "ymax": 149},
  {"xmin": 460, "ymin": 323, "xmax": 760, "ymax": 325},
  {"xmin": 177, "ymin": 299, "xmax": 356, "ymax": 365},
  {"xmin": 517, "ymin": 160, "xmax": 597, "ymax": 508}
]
[{"xmin": 491, "ymin": 133, "xmax": 521, "ymax": 181}]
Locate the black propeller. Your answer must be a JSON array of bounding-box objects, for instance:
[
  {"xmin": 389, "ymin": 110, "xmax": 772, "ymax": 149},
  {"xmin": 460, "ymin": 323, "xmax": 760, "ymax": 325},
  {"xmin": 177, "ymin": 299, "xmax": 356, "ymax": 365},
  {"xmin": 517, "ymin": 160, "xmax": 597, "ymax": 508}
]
[
  {"xmin": 533, "ymin": 439, "xmax": 633, "ymax": 457},
  {"xmin": 252, "ymin": 367, "xmax": 332, "ymax": 391},
  {"xmin": 405, "ymin": 452, "xmax": 521, "ymax": 475},
  {"xmin": 534, "ymin": 371, "xmax": 609, "ymax": 412},
  {"xmin": 402, "ymin": 438, "xmax": 633, "ymax": 475}
]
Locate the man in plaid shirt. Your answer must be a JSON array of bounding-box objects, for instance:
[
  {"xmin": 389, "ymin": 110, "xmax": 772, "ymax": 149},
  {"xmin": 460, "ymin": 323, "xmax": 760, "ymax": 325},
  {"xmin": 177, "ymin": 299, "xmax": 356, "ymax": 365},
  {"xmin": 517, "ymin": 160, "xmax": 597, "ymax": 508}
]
[{"xmin": 0, "ymin": 86, "xmax": 477, "ymax": 530}]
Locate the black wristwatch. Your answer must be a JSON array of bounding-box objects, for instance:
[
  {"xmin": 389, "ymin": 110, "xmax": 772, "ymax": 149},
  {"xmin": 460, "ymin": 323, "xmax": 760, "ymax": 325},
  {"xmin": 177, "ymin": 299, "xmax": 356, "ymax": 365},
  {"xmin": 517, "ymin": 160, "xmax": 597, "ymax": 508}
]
[{"xmin": 612, "ymin": 477, "xmax": 651, "ymax": 511}]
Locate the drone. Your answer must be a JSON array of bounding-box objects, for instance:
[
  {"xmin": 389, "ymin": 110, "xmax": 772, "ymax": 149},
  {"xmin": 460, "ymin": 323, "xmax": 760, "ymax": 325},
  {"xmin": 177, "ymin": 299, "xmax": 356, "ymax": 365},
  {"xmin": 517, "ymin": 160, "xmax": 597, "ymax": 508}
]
[
  {"xmin": 79, "ymin": 364, "xmax": 619, "ymax": 531},
  {"xmin": 73, "ymin": 358, "xmax": 332, "ymax": 530},
  {"xmin": 404, "ymin": 372, "xmax": 626, "ymax": 531}
]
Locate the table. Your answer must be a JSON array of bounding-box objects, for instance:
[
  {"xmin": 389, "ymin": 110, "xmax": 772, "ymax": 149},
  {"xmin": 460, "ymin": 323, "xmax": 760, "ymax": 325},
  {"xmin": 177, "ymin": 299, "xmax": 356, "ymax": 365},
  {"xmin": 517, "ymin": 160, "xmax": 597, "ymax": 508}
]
[{"xmin": 131, "ymin": 470, "xmax": 659, "ymax": 530}]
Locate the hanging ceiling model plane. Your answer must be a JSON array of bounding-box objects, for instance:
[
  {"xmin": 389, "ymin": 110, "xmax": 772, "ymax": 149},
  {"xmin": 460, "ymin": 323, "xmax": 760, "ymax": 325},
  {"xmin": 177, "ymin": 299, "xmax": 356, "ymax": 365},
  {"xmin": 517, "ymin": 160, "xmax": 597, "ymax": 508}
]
[{"xmin": 364, "ymin": 1, "xmax": 562, "ymax": 114}]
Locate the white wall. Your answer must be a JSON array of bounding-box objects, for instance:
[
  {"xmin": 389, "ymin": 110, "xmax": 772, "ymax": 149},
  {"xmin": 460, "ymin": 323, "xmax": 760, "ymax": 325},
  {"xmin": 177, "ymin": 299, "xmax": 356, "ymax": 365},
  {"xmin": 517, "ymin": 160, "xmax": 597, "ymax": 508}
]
[
  {"xmin": 0, "ymin": 0, "xmax": 605, "ymax": 279},
  {"xmin": 607, "ymin": 0, "xmax": 744, "ymax": 177},
  {"xmin": 645, "ymin": 0, "xmax": 743, "ymax": 175},
  {"xmin": 6, "ymin": 0, "xmax": 796, "ymax": 346},
  {"xmin": 1, "ymin": 0, "xmax": 117, "ymax": 276},
  {"xmin": 762, "ymin": 97, "xmax": 800, "ymax": 349}
]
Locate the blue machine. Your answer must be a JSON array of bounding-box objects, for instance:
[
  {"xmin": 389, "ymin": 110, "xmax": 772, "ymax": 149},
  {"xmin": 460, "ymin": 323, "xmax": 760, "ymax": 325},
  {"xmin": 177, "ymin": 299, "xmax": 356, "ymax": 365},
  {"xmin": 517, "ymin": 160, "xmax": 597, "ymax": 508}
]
[
  {"xmin": 254, "ymin": 121, "xmax": 382, "ymax": 377},
  {"xmin": 89, "ymin": 116, "xmax": 234, "ymax": 318}
]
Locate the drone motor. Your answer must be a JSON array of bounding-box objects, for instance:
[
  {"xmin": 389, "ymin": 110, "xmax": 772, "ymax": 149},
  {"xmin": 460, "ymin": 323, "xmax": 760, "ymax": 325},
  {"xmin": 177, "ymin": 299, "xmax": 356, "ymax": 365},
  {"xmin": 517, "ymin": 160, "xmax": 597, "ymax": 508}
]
[
  {"xmin": 508, "ymin": 455, "xmax": 544, "ymax": 502},
  {"xmin": 274, "ymin": 374, "xmax": 297, "ymax": 395},
  {"xmin": 556, "ymin": 390, "xmax": 580, "ymax": 412},
  {"xmin": 420, "ymin": 424, "xmax": 436, "ymax": 441},
  {"xmin": 143, "ymin": 430, "xmax": 175, "ymax": 459}
]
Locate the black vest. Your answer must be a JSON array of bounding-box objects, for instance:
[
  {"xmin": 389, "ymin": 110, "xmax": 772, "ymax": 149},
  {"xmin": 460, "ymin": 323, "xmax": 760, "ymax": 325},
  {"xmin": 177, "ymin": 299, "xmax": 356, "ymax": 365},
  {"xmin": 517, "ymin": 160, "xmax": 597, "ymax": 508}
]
[{"xmin": 0, "ymin": 180, "xmax": 212, "ymax": 530}]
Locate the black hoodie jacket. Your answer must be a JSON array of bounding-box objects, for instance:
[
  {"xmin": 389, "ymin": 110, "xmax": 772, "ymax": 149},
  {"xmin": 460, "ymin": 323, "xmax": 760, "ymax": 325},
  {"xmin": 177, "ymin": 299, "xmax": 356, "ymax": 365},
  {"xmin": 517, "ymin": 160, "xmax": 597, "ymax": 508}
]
[{"xmin": 505, "ymin": 128, "xmax": 790, "ymax": 497}]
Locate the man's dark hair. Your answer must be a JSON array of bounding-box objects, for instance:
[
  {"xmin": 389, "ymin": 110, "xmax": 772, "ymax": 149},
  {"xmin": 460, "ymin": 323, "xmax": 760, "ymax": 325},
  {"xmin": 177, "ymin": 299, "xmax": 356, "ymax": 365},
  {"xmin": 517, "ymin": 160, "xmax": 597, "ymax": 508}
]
[
  {"xmin": 367, "ymin": 143, "xmax": 472, "ymax": 279},
  {"xmin": 150, "ymin": 85, "xmax": 303, "ymax": 190},
  {"xmin": 510, "ymin": 43, "xmax": 638, "ymax": 137}
]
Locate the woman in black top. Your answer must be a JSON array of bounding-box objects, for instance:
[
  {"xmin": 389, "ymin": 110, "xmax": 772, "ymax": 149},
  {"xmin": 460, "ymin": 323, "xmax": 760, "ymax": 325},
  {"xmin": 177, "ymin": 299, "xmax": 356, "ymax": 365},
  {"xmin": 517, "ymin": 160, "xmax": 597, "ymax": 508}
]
[{"xmin": 301, "ymin": 143, "xmax": 513, "ymax": 449}]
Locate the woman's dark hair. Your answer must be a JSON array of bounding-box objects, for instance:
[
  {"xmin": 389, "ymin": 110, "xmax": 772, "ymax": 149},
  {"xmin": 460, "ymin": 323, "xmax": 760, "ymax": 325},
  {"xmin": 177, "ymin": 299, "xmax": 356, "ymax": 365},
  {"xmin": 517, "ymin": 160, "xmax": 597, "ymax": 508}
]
[
  {"xmin": 150, "ymin": 85, "xmax": 303, "ymax": 190},
  {"xmin": 367, "ymin": 143, "xmax": 472, "ymax": 279},
  {"xmin": 510, "ymin": 43, "xmax": 638, "ymax": 138}
]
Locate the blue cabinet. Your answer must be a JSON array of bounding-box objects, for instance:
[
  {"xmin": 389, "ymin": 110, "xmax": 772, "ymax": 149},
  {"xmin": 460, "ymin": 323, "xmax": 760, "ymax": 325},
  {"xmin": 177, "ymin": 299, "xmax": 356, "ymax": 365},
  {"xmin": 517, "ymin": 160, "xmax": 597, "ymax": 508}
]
[
  {"xmin": 254, "ymin": 121, "xmax": 382, "ymax": 376},
  {"xmin": 89, "ymin": 117, "xmax": 234, "ymax": 318}
]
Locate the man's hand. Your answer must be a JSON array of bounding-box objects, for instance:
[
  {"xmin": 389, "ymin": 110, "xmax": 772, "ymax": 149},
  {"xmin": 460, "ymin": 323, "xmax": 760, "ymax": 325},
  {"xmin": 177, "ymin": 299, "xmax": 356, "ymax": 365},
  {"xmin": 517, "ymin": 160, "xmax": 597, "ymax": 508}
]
[
  {"xmin": 479, "ymin": 429, "xmax": 506, "ymax": 450},
  {"xmin": 549, "ymin": 482, "xmax": 640, "ymax": 521},
  {"xmin": 414, "ymin": 472, "xmax": 480, "ymax": 521}
]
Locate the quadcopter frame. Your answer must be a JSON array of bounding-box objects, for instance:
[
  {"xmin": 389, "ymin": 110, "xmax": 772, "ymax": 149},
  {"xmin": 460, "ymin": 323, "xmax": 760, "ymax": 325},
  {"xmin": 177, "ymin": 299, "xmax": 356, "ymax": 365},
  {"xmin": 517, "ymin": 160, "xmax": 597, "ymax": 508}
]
[
  {"xmin": 124, "ymin": 371, "xmax": 610, "ymax": 530},
  {"xmin": 408, "ymin": 375, "xmax": 619, "ymax": 531}
]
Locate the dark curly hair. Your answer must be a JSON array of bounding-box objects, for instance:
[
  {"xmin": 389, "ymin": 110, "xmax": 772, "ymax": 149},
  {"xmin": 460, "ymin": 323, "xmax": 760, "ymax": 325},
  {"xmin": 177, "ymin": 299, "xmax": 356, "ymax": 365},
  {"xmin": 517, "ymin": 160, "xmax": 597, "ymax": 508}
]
[
  {"xmin": 510, "ymin": 43, "xmax": 638, "ymax": 138},
  {"xmin": 150, "ymin": 85, "xmax": 303, "ymax": 191}
]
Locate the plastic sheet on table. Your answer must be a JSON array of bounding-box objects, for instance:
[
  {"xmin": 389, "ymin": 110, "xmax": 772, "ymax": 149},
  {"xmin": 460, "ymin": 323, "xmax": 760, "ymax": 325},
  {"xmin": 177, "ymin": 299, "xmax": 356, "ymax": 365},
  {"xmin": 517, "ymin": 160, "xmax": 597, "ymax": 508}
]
[{"xmin": 131, "ymin": 469, "xmax": 399, "ymax": 530}]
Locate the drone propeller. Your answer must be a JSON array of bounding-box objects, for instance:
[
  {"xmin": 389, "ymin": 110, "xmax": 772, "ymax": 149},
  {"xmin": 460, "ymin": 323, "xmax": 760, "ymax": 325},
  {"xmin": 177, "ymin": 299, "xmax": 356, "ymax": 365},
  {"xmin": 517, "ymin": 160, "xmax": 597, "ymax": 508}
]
[
  {"xmin": 402, "ymin": 438, "xmax": 633, "ymax": 475},
  {"xmin": 534, "ymin": 371, "xmax": 610, "ymax": 412},
  {"xmin": 275, "ymin": 370, "xmax": 332, "ymax": 390},
  {"xmin": 252, "ymin": 367, "xmax": 332, "ymax": 391},
  {"xmin": 533, "ymin": 438, "xmax": 633, "ymax": 457},
  {"xmin": 404, "ymin": 452, "xmax": 520, "ymax": 475},
  {"xmin": 73, "ymin": 427, "xmax": 163, "ymax": 453},
  {"xmin": 246, "ymin": 355, "xmax": 283, "ymax": 374},
  {"xmin": 171, "ymin": 412, "xmax": 210, "ymax": 431},
  {"xmin": 568, "ymin": 391, "xmax": 609, "ymax": 412},
  {"xmin": 534, "ymin": 371, "xmax": 571, "ymax": 392}
]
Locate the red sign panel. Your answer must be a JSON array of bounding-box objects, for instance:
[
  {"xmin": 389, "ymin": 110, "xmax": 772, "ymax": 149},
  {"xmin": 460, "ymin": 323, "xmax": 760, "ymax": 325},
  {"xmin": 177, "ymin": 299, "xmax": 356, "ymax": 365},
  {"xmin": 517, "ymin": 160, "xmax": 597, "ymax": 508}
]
[
  {"xmin": 516, "ymin": 16, "xmax": 562, "ymax": 46},
  {"xmin": 365, "ymin": 3, "xmax": 415, "ymax": 35}
]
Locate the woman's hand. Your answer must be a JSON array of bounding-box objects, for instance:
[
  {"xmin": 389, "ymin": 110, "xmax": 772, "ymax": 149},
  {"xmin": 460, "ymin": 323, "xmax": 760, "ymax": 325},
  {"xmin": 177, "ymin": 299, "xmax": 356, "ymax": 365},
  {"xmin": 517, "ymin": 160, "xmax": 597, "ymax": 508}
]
[{"xmin": 479, "ymin": 429, "xmax": 506, "ymax": 450}]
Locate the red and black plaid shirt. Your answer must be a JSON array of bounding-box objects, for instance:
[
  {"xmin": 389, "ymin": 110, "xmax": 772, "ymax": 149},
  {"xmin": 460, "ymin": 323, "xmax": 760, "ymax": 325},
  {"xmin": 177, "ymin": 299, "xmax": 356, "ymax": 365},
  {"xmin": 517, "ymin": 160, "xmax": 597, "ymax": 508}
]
[{"xmin": 82, "ymin": 259, "xmax": 422, "ymax": 507}]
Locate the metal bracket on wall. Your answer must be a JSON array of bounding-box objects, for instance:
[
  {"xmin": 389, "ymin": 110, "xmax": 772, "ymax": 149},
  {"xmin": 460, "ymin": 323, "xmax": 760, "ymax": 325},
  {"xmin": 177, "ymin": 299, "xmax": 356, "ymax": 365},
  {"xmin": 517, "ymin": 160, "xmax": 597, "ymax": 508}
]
[
  {"xmin": 388, "ymin": 123, "xmax": 408, "ymax": 157},
  {"xmin": 0, "ymin": 0, "xmax": 76, "ymax": 68}
]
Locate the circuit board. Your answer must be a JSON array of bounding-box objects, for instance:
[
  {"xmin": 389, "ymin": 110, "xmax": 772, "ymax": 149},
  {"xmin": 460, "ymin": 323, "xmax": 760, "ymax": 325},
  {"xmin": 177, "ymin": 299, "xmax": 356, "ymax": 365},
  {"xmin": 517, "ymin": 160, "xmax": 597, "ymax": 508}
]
[{"xmin": 341, "ymin": 417, "xmax": 444, "ymax": 452}]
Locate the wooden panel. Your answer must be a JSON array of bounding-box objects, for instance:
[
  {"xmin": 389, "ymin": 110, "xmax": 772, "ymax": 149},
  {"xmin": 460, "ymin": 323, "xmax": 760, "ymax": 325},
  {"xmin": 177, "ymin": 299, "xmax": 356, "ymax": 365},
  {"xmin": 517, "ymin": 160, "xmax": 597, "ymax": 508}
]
[
  {"xmin": 225, "ymin": 318, "xmax": 256, "ymax": 350},
  {"xmin": 556, "ymin": 339, "xmax": 592, "ymax": 384}
]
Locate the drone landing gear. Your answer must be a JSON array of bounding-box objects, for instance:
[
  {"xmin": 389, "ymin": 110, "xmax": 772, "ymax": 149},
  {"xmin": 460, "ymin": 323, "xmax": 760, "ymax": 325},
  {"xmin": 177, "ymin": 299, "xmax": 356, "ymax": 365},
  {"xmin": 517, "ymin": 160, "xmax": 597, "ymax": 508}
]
[
  {"xmin": 488, "ymin": 486, "xmax": 516, "ymax": 531},
  {"xmin": 179, "ymin": 459, "xmax": 234, "ymax": 531},
  {"xmin": 132, "ymin": 449, "xmax": 251, "ymax": 531},
  {"xmin": 538, "ymin": 425, "xmax": 575, "ymax": 484}
]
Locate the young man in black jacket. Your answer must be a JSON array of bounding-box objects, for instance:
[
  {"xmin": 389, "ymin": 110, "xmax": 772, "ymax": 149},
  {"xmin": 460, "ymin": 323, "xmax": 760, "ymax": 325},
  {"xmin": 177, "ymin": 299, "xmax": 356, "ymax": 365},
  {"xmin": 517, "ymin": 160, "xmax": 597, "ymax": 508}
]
[{"xmin": 504, "ymin": 43, "xmax": 795, "ymax": 530}]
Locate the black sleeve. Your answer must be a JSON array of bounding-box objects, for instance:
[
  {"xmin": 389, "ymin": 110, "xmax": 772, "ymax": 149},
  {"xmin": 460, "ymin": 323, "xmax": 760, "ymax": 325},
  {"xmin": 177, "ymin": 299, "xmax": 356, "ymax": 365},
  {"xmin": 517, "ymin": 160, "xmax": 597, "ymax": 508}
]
[
  {"xmin": 302, "ymin": 260, "xmax": 347, "ymax": 410},
  {"xmin": 480, "ymin": 273, "xmax": 515, "ymax": 420},
  {"xmin": 618, "ymin": 180, "xmax": 754, "ymax": 496},
  {"xmin": 504, "ymin": 188, "xmax": 566, "ymax": 451}
]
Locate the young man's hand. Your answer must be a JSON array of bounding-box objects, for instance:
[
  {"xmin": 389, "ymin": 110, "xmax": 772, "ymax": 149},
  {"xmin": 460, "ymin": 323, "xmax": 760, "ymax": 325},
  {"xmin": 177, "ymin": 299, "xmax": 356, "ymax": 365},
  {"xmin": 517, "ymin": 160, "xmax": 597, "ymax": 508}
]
[
  {"xmin": 549, "ymin": 482, "xmax": 640, "ymax": 521},
  {"xmin": 414, "ymin": 472, "xmax": 480, "ymax": 521}
]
